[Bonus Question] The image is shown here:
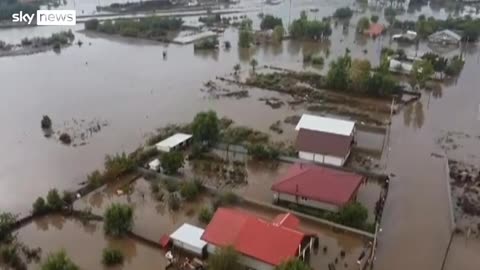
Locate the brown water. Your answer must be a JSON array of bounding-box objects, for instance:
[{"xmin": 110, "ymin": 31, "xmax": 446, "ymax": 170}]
[
  {"xmin": 2, "ymin": 0, "xmax": 480, "ymax": 269},
  {"xmin": 17, "ymin": 215, "xmax": 169, "ymax": 270}
]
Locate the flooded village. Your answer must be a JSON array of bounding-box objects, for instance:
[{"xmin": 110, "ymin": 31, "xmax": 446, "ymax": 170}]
[{"xmin": 1, "ymin": 0, "xmax": 480, "ymax": 269}]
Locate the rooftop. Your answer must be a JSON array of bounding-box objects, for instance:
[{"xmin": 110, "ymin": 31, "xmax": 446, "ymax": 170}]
[
  {"xmin": 429, "ymin": 29, "xmax": 462, "ymax": 41},
  {"xmin": 201, "ymin": 208, "xmax": 305, "ymax": 266},
  {"xmin": 271, "ymin": 163, "xmax": 365, "ymax": 206},
  {"xmin": 296, "ymin": 128, "xmax": 353, "ymax": 157},
  {"xmin": 170, "ymin": 223, "xmax": 207, "ymax": 250},
  {"xmin": 295, "ymin": 114, "xmax": 355, "ymax": 136},
  {"xmin": 155, "ymin": 133, "xmax": 192, "ymax": 149}
]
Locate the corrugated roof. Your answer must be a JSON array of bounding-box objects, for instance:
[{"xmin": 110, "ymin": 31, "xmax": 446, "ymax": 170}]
[
  {"xmin": 296, "ymin": 128, "xmax": 352, "ymax": 157},
  {"xmin": 271, "ymin": 163, "xmax": 364, "ymax": 206},
  {"xmin": 201, "ymin": 208, "xmax": 305, "ymax": 266},
  {"xmin": 295, "ymin": 114, "xmax": 355, "ymax": 136},
  {"xmin": 156, "ymin": 133, "xmax": 192, "ymax": 149},
  {"xmin": 170, "ymin": 223, "xmax": 207, "ymax": 250}
]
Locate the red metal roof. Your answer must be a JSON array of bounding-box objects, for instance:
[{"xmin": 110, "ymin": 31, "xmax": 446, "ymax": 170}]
[
  {"xmin": 201, "ymin": 208, "xmax": 305, "ymax": 266},
  {"xmin": 271, "ymin": 163, "xmax": 364, "ymax": 206},
  {"xmin": 365, "ymin": 23, "xmax": 385, "ymax": 37},
  {"xmin": 296, "ymin": 128, "xmax": 353, "ymax": 157},
  {"xmin": 272, "ymin": 213, "xmax": 300, "ymax": 229}
]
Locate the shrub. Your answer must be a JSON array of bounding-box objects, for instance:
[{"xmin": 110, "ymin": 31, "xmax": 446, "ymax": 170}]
[
  {"xmin": 41, "ymin": 115, "xmax": 52, "ymax": 129},
  {"xmin": 46, "ymin": 189, "xmax": 64, "ymax": 211},
  {"xmin": 311, "ymin": 55, "xmax": 324, "ymax": 65},
  {"xmin": 198, "ymin": 207, "xmax": 213, "ymax": 223},
  {"xmin": 1, "ymin": 245, "xmax": 26, "ymax": 270},
  {"xmin": 85, "ymin": 19, "xmax": 99, "ymax": 30},
  {"xmin": 370, "ymin": 15, "xmax": 379, "ymax": 23},
  {"xmin": 62, "ymin": 191, "xmax": 74, "ymax": 205},
  {"xmin": 59, "ymin": 133, "xmax": 72, "ymax": 144},
  {"xmin": 161, "ymin": 151, "xmax": 185, "ymax": 175},
  {"xmin": 33, "ymin": 197, "xmax": 48, "ymax": 215},
  {"xmin": 102, "ymin": 248, "xmax": 124, "ymax": 266},
  {"xmin": 103, "ymin": 204, "xmax": 134, "ymax": 237},
  {"xmin": 87, "ymin": 170, "xmax": 104, "ymax": 189},
  {"xmin": 163, "ymin": 178, "xmax": 179, "ymax": 193},
  {"xmin": 260, "ymin": 15, "xmax": 283, "ymax": 30},
  {"xmin": 168, "ymin": 193, "xmax": 181, "ymax": 211},
  {"xmin": 41, "ymin": 250, "xmax": 78, "ymax": 270},
  {"xmin": 213, "ymin": 191, "xmax": 239, "ymax": 210},
  {"xmin": 247, "ymin": 144, "xmax": 280, "ymax": 160},
  {"xmin": 180, "ymin": 181, "xmax": 200, "ymax": 201},
  {"xmin": 333, "ymin": 7, "xmax": 353, "ymax": 19},
  {"xmin": 0, "ymin": 212, "xmax": 17, "ymax": 244},
  {"xmin": 337, "ymin": 202, "xmax": 368, "ymax": 229}
]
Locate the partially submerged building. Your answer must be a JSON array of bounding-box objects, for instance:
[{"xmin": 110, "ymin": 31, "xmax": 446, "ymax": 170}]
[
  {"xmin": 392, "ymin": 30, "xmax": 417, "ymax": 42},
  {"xmin": 169, "ymin": 223, "xmax": 207, "ymax": 257},
  {"xmin": 428, "ymin": 29, "xmax": 462, "ymax": 45},
  {"xmin": 155, "ymin": 133, "xmax": 192, "ymax": 152},
  {"xmin": 365, "ymin": 23, "xmax": 385, "ymax": 37},
  {"xmin": 295, "ymin": 114, "xmax": 355, "ymax": 167},
  {"xmin": 202, "ymin": 208, "xmax": 315, "ymax": 270},
  {"xmin": 271, "ymin": 163, "xmax": 365, "ymax": 212}
]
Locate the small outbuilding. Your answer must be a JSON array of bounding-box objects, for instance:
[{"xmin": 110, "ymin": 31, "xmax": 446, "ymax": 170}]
[
  {"xmin": 155, "ymin": 133, "xmax": 193, "ymax": 152},
  {"xmin": 271, "ymin": 163, "xmax": 365, "ymax": 212},
  {"xmin": 295, "ymin": 114, "xmax": 355, "ymax": 167},
  {"xmin": 170, "ymin": 223, "xmax": 207, "ymax": 257},
  {"xmin": 148, "ymin": 158, "xmax": 160, "ymax": 171},
  {"xmin": 428, "ymin": 29, "xmax": 462, "ymax": 45}
]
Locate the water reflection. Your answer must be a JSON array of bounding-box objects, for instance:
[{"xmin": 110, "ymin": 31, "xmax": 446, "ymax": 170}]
[
  {"xmin": 403, "ymin": 101, "xmax": 425, "ymax": 129},
  {"xmin": 34, "ymin": 214, "xmax": 66, "ymax": 231}
]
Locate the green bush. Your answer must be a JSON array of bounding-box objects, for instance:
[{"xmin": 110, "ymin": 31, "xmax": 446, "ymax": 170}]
[
  {"xmin": 168, "ymin": 193, "xmax": 181, "ymax": 211},
  {"xmin": 87, "ymin": 170, "xmax": 104, "ymax": 189},
  {"xmin": 41, "ymin": 250, "xmax": 78, "ymax": 270},
  {"xmin": 180, "ymin": 181, "xmax": 200, "ymax": 201},
  {"xmin": 260, "ymin": 15, "xmax": 283, "ymax": 30},
  {"xmin": 163, "ymin": 178, "xmax": 180, "ymax": 193},
  {"xmin": 1, "ymin": 245, "xmax": 26, "ymax": 270},
  {"xmin": 247, "ymin": 144, "xmax": 280, "ymax": 160},
  {"xmin": 46, "ymin": 189, "xmax": 64, "ymax": 211},
  {"xmin": 161, "ymin": 151, "xmax": 185, "ymax": 175},
  {"xmin": 336, "ymin": 202, "xmax": 368, "ymax": 229},
  {"xmin": 198, "ymin": 207, "xmax": 213, "ymax": 223},
  {"xmin": 103, "ymin": 204, "xmax": 134, "ymax": 237},
  {"xmin": 213, "ymin": 191, "xmax": 239, "ymax": 210},
  {"xmin": 333, "ymin": 7, "xmax": 353, "ymax": 19},
  {"xmin": 33, "ymin": 197, "xmax": 48, "ymax": 215},
  {"xmin": 311, "ymin": 55, "xmax": 324, "ymax": 65},
  {"xmin": 0, "ymin": 212, "xmax": 17, "ymax": 244},
  {"xmin": 102, "ymin": 248, "xmax": 124, "ymax": 266},
  {"xmin": 85, "ymin": 19, "xmax": 99, "ymax": 30}
]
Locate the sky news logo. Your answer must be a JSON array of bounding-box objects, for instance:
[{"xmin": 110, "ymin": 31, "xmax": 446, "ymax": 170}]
[{"xmin": 12, "ymin": 10, "xmax": 76, "ymax": 26}]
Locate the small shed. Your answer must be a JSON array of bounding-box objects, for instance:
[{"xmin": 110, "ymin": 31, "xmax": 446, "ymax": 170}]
[
  {"xmin": 170, "ymin": 223, "xmax": 207, "ymax": 257},
  {"xmin": 428, "ymin": 29, "xmax": 461, "ymax": 45},
  {"xmin": 148, "ymin": 158, "xmax": 160, "ymax": 171},
  {"xmin": 155, "ymin": 133, "xmax": 193, "ymax": 152}
]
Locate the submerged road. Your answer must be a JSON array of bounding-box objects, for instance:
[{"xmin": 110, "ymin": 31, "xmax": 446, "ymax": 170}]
[{"xmin": 374, "ymin": 102, "xmax": 453, "ymax": 270}]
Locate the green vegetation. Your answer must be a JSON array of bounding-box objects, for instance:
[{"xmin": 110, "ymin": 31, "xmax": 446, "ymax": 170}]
[
  {"xmin": 168, "ymin": 193, "xmax": 181, "ymax": 211},
  {"xmin": 192, "ymin": 110, "xmax": 220, "ymax": 145},
  {"xmin": 46, "ymin": 189, "xmax": 64, "ymax": 211},
  {"xmin": 21, "ymin": 30, "xmax": 75, "ymax": 48},
  {"xmin": 90, "ymin": 16, "xmax": 183, "ymax": 39},
  {"xmin": 102, "ymin": 248, "xmax": 124, "ymax": 266},
  {"xmin": 212, "ymin": 191, "xmax": 239, "ymax": 210},
  {"xmin": 41, "ymin": 250, "xmax": 79, "ymax": 270},
  {"xmin": 87, "ymin": 169, "xmax": 104, "ymax": 189},
  {"xmin": 290, "ymin": 12, "xmax": 332, "ymax": 41},
  {"xmin": 1, "ymin": 245, "xmax": 27, "ymax": 270},
  {"xmin": 103, "ymin": 204, "xmax": 134, "ymax": 237},
  {"xmin": 198, "ymin": 207, "xmax": 213, "ymax": 223},
  {"xmin": 32, "ymin": 197, "xmax": 48, "ymax": 215},
  {"xmin": 161, "ymin": 151, "xmax": 185, "ymax": 175},
  {"xmin": 163, "ymin": 178, "xmax": 180, "ymax": 193},
  {"xmin": 260, "ymin": 15, "xmax": 283, "ymax": 30},
  {"xmin": 445, "ymin": 56, "xmax": 464, "ymax": 77},
  {"xmin": 222, "ymin": 126, "xmax": 269, "ymax": 144},
  {"xmin": 0, "ymin": 212, "xmax": 16, "ymax": 244},
  {"xmin": 32, "ymin": 188, "xmax": 70, "ymax": 215},
  {"xmin": 393, "ymin": 15, "xmax": 480, "ymax": 41},
  {"xmin": 411, "ymin": 59, "xmax": 434, "ymax": 89},
  {"xmin": 272, "ymin": 25, "xmax": 285, "ymax": 43},
  {"xmin": 194, "ymin": 37, "xmax": 219, "ymax": 50},
  {"xmin": 41, "ymin": 115, "xmax": 52, "ymax": 129},
  {"xmin": 85, "ymin": 19, "xmax": 100, "ymax": 30},
  {"xmin": 129, "ymin": 147, "xmax": 159, "ymax": 166},
  {"xmin": 233, "ymin": 63, "xmax": 241, "ymax": 75},
  {"xmin": 180, "ymin": 179, "xmax": 202, "ymax": 201},
  {"xmin": 333, "ymin": 7, "xmax": 353, "ymax": 19},
  {"xmin": 208, "ymin": 246, "xmax": 242, "ymax": 270},
  {"xmin": 104, "ymin": 152, "xmax": 135, "ymax": 180},
  {"xmin": 356, "ymin": 17, "xmax": 370, "ymax": 33},
  {"xmin": 59, "ymin": 133, "xmax": 72, "ymax": 144},
  {"xmin": 303, "ymin": 53, "xmax": 324, "ymax": 65},
  {"xmin": 370, "ymin": 15, "xmax": 379, "ymax": 23},
  {"xmin": 247, "ymin": 144, "xmax": 280, "ymax": 160},
  {"xmin": 238, "ymin": 19, "xmax": 254, "ymax": 48},
  {"xmin": 276, "ymin": 258, "xmax": 312, "ymax": 270},
  {"xmin": 199, "ymin": 14, "xmax": 229, "ymax": 26},
  {"xmin": 384, "ymin": 7, "xmax": 396, "ymax": 24},
  {"xmin": 250, "ymin": 58, "xmax": 258, "ymax": 72}
]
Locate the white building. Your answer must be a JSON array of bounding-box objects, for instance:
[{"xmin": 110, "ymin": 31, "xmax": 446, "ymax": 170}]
[
  {"xmin": 155, "ymin": 133, "xmax": 192, "ymax": 152},
  {"xmin": 428, "ymin": 29, "xmax": 462, "ymax": 45},
  {"xmin": 148, "ymin": 158, "xmax": 160, "ymax": 172},
  {"xmin": 170, "ymin": 223, "xmax": 207, "ymax": 256},
  {"xmin": 295, "ymin": 114, "xmax": 355, "ymax": 167}
]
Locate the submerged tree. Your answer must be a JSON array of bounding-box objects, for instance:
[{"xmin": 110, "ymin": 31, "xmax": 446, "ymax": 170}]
[
  {"xmin": 250, "ymin": 58, "xmax": 258, "ymax": 72},
  {"xmin": 0, "ymin": 212, "xmax": 17, "ymax": 244},
  {"xmin": 161, "ymin": 151, "xmax": 185, "ymax": 175},
  {"xmin": 411, "ymin": 59, "xmax": 434, "ymax": 89},
  {"xmin": 41, "ymin": 115, "xmax": 52, "ymax": 129},
  {"xmin": 41, "ymin": 250, "xmax": 79, "ymax": 270},
  {"xmin": 192, "ymin": 110, "xmax": 220, "ymax": 145},
  {"xmin": 103, "ymin": 204, "xmax": 134, "ymax": 237}
]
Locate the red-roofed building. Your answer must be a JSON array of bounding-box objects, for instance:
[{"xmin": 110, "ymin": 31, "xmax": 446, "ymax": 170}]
[
  {"xmin": 365, "ymin": 23, "xmax": 385, "ymax": 37},
  {"xmin": 271, "ymin": 163, "xmax": 365, "ymax": 212},
  {"xmin": 201, "ymin": 208, "xmax": 314, "ymax": 270}
]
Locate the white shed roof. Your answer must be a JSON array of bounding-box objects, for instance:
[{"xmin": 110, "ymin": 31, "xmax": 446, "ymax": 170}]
[
  {"xmin": 156, "ymin": 133, "xmax": 192, "ymax": 149},
  {"xmin": 170, "ymin": 223, "xmax": 207, "ymax": 250},
  {"xmin": 149, "ymin": 158, "xmax": 160, "ymax": 167},
  {"xmin": 295, "ymin": 114, "xmax": 355, "ymax": 136}
]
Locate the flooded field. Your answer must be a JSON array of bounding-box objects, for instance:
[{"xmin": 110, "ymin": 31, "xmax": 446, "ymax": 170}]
[{"xmin": 16, "ymin": 215, "xmax": 169, "ymax": 269}]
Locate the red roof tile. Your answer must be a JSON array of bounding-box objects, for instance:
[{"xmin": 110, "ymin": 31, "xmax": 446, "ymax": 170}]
[
  {"xmin": 201, "ymin": 208, "xmax": 305, "ymax": 266},
  {"xmin": 272, "ymin": 213, "xmax": 300, "ymax": 229},
  {"xmin": 295, "ymin": 128, "xmax": 353, "ymax": 157},
  {"xmin": 271, "ymin": 164, "xmax": 364, "ymax": 206}
]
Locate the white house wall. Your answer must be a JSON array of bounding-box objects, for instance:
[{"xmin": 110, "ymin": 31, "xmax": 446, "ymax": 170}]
[
  {"xmin": 298, "ymin": 151, "xmax": 345, "ymax": 167},
  {"xmin": 276, "ymin": 193, "xmax": 340, "ymax": 212},
  {"xmin": 173, "ymin": 240, "xmax": 203, "ymax": 255}
]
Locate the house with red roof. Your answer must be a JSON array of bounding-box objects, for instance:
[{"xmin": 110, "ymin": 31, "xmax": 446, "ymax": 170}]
[
  {"xmin": 295, "ymin": 114, "xmax": 355, "ymax": 167},
  {"xmin": 201, "ymin": 208, "xmax": 315, "ymax": 270},
  {"xmin": 271, "ymin": 163, "xmax": 365, "ymax": 212}
]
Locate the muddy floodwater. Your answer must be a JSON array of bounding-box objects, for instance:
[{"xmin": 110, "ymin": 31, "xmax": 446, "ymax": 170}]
[{"xmin": 2, "ymin": 0, "xmax": 480, "ymax": 269}]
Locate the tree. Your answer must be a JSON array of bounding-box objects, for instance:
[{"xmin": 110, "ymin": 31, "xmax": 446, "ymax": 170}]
[
  {"xmin": 337, "ymin": 202, "xmax": 368, "ymax": 229},
  {"xmin": 180, "ymin": 180, "xmax": 200, "ymax": 201},
  {"xmin": 208, "ymin": 246, "xmax": 242, "ymax": 270},
  {"xmin": 33, "ymin": 197, "xmax": 48, "ymax": 215},
  {"xmin": 411, "ymin": 59, "xmax": 434, "ymax": 89},
  {"xmin": 250, "ymin": 58, "xmax": 258, "ymax": 72},
  {"xmin": 103, "ymin": 204, "xmax": 134, "ymax": 237},
  {"xmin": 102, "ymin": 248, "xmax": 124, "ymax": 266},
  {"xmin": 46, "ymin": 189, "xmax": 64, "ymax": 211},
  {"xmin": 326, "ymin": 53, "xmax": 351, "ymax": 90},
  {"xmin": 85, "ymin": 19, "xmax": 99, "ymax": 30},
  {"xmin": 272, "ymin": 25, "xmax": 285, "ymax": 43},
  {"xmin": 41, "ymin": 250, "xmax": 79, "ymax": 270},
  {"xmin": 161, "ymin": 151, "xmax": 185, "ymax": 175},
  {"xmin": 260, "ymin": 15, "xmax": 283, "ymax": 30},
  {"xmin": 445, "ymin": 55, "xmax": 464, "ymax": 77},
  {"xmin": 276, "ymin": 258, "xmax": 312, "ymax": 270},
  {"xmin": 370, "ymin": 15, "xmax": 379, "ymax": 23},
  {"xmin": 356, "ymin": 17, "xmax": 370, "ymax": 33},
  {"xmin": 238, "ymin": 19, "xmax": 254, "ymax": 48},
  {"xmin": 333, "ymin": 7, "xmax": 353, "ymax": 19},
  {"xmin": 198, "ymin": 207, "xmax": 213, "ymax": 223},
  {"xmin": 104, "ymin": 152, "xmax": 135, "ymax": 179},
  {"xmin": 41, "ymin": 115, "xmax": 52, "ymax": 129},
  {"xmin": 350, "ymin": 59, "xmax": 371, "ymax": 92},
  {"xmin": 233, "ymin": 64, "xmax": 241, "ymax": 75},
  {"xmin": 192, "ymin": 111, "xmax": 220, "ymax": 145},
  {"xmin": 0, "ymin": 212, "xmax": 16, "ymax": 244}
]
